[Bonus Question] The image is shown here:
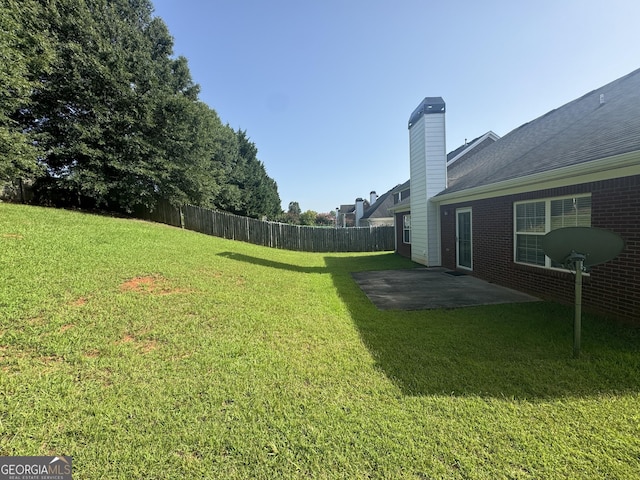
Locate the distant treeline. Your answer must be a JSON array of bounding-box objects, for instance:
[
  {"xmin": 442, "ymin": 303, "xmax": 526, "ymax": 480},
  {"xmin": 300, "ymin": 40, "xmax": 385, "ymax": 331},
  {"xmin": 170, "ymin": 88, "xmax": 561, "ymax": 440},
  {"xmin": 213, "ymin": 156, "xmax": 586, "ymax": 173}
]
[{"xmin": 0, "ymin": 0, "xmax": 281, "ymax": 218}]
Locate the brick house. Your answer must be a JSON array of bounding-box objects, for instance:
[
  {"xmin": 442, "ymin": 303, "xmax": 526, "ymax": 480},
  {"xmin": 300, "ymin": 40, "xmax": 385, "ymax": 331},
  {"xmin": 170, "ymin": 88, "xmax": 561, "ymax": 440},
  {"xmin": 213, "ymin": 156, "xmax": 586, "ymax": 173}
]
[{"xmin": 400, "ymin": 68, "xmax": 640, "ymax": 322}]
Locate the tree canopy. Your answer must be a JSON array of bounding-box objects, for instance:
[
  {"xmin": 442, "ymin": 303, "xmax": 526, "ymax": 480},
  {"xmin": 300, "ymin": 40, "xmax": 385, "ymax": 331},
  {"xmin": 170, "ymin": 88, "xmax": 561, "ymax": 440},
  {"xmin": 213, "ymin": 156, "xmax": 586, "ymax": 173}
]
[
  {"xmin": 1, "ymin": 0, "xmax": 281, "ymax": 218},
  {"xmin": 0, "ymin": 0, "xmax": 53, "ymax": 182}
]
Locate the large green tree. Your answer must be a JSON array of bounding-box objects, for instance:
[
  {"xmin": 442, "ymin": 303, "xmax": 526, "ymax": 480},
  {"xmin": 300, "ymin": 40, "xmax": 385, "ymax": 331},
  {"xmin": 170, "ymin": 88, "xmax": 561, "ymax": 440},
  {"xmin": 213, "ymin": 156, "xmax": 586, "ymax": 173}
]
[
  {"xmin": 233, "ymin": 129, "xmax": 281, "ymax": 219},
  {"xmin": 9, "ymin": 0, "xmax": 281, "ymax": 217},
  {"xmin": 0, "ymin": 0, "xmax": 53, "ymax": 182},
  {"xmin": 213, "ymin": 128, "xmax": 281, "ymax": 219},
  {"xmin": 20, "ymin": 0, "xmax": 219, "ymax": 211},
  {"xmin": 20, "ymin": 0, "xmax": 147, "ymax": 208}
]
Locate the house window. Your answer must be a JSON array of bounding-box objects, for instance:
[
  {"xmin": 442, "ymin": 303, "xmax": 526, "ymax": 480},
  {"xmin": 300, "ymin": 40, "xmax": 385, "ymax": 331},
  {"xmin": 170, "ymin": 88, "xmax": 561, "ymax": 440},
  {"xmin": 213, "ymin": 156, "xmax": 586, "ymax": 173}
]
[
  {"xmin": 514, "ymin": 195, "xmax": 591, "ymax": 267},
  {"xmin": 394, "ymin": 189, "xmax": 410, "ymax": 205},
  {"xmin": 403, "ymin": 214, "xmax": 411, "ymax": 244}
]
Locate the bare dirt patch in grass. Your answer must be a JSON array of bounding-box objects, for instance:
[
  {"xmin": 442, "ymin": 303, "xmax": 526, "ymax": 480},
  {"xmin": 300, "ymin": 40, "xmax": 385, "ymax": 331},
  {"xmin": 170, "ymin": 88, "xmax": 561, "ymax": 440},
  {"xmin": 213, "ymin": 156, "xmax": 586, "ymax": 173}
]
[
  {"xmin": 139, "ymin": 340, "xmax": 157, "ymax": 354},
  {"xmin": 70, "ymin": 297, "xmax": 88, "ymax": 306},
  {"xmin": 119, "ymin": 275, "xmax": 189, "ymax": 295},
  {"xmin": 83, "ymin": 349, "xmax": 100, "ymax": 358},
  {"xmin": 40, "ymin": 354, "xmax": 64, "ymax": 365},
  {"xmin": 118, "ymin": 333, "xmax": 158, "ymax": 354},
  {"xmin": 1, "ymin": 233, "xmax": 24, "ymax": 239},
  {"xmin": 36, "ymin": 354, "xmax": 66, "ymax": 373}
]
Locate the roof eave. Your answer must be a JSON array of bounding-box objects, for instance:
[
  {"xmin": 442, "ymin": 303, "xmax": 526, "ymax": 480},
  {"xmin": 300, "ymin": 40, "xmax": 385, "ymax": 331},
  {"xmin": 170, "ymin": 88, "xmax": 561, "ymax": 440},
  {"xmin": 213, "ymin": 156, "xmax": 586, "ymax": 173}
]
[
  {"xmin": 388, "ymin": 203, "xmax": 411, "ymax": 213},
  {"xmin": 434, "ymin": 149, "xmax": 640, "ymax": 205}
]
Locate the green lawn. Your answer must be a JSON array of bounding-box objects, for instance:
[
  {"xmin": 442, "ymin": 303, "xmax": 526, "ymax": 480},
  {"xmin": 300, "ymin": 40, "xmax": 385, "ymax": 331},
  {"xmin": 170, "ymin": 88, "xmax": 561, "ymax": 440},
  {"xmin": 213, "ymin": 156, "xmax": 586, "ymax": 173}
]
[{"xmin": 1, "ymin": 203, "xmax": 639, "ymax": 479}]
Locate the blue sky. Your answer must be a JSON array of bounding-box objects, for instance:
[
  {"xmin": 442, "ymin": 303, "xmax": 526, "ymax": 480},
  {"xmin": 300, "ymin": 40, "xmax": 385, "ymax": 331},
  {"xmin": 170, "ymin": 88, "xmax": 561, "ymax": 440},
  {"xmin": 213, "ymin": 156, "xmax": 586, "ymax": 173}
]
[{"xmin": 152, "ymin": 0, "xmax": 640, "ymax": 214}]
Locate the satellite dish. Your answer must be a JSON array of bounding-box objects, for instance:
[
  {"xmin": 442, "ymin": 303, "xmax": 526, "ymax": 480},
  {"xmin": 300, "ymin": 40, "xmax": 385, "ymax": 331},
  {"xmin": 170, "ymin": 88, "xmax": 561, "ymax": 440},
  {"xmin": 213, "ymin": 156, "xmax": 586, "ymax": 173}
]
[
  {"xmin": 542, "ymin": 227, "xmax": 625, "ymax": 358},
  {"xmin": 542, "ymin": 227, "xmax": 625, "ymax": 268}
]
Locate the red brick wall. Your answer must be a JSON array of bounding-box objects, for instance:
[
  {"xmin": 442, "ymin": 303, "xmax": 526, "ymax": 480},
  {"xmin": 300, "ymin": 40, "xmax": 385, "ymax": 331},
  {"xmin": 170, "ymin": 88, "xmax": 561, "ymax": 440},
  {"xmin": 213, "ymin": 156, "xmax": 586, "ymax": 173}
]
[{"xmin": 439, "ymin": 174, "xmax": 640, "ymax": 323}]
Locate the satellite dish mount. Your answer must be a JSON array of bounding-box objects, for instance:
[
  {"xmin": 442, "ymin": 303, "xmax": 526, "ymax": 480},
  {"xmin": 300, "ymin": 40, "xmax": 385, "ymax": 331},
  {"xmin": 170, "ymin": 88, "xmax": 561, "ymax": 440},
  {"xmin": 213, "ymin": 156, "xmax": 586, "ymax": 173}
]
[
  {"xmin": 563, "ymin": 251, "xmax": 587, "ymax": 358},
  {"xmin": 542, "ymin": 227, "xmax": 624, "ymax": 358}
]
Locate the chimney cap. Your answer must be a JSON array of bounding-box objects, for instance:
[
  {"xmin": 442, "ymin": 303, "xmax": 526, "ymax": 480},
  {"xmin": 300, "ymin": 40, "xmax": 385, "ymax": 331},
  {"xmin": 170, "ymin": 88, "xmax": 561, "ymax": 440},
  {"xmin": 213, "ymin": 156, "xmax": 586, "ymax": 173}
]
[{"xmin": 408, "ymin": 97, "xmax": 446, "ymax": 128}]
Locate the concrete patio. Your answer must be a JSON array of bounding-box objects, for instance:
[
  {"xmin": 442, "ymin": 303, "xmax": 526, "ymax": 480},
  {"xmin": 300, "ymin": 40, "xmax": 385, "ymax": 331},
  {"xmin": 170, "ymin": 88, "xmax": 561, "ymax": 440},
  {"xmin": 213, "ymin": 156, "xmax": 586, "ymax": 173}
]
[{"xmin": 351, "ymin": 267, "xmax": 540, "ymax": 310}]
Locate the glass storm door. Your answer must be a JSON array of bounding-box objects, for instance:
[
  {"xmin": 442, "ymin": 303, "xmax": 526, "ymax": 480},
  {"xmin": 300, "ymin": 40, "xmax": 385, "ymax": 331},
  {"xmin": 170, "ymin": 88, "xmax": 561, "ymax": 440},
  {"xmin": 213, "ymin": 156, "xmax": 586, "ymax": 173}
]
[{"xmin": 456, "ymin": 209, "xmax": 472, "ymax": 270}]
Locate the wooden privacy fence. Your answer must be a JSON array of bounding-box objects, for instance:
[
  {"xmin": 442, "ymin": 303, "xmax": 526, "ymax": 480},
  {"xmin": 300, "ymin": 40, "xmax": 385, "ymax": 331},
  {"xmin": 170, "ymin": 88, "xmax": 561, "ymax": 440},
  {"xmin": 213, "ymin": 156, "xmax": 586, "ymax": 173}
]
[{"xmin": 138, "ymin": 202, "xmax": 395, "ymax": 252}]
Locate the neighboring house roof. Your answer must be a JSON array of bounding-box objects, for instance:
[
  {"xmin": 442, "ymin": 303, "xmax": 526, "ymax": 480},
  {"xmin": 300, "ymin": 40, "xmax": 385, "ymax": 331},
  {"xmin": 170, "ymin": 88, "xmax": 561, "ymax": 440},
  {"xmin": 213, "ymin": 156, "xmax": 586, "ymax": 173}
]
[
  {"xmin": 361, "ymin": 186, "xmax": 396, "ymax": 221},
  {"xmin": 338, "ymin": 204, "xmax": 355, "ymax": 214},
  {"xmin": 393, "ymin": 180, "xmax": 410, "ymax": 193},
  {"xmin": 440, "ymin": 67, "xmax": 640, "ymax": 197}
]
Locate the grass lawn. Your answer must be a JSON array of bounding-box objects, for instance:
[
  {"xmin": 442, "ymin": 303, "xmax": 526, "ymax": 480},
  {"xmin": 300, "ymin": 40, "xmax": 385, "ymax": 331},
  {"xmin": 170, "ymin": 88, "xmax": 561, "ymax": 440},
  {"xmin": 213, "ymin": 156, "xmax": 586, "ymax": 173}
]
[{"xmin": 1, "ymin": 203, "xmax": 639, "ymax": 479}]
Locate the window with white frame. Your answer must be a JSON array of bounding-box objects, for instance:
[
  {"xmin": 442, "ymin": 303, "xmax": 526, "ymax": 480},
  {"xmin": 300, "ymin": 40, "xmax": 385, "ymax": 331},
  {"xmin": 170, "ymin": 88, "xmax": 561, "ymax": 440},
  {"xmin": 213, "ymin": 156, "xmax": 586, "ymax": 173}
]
[
  {"xmin": 514, "ymin": 195, "xmax": 591, "ymax": 267},
  {"xmin": 403, "ymin": 214, "xmax": 411, "ymax": 244}
]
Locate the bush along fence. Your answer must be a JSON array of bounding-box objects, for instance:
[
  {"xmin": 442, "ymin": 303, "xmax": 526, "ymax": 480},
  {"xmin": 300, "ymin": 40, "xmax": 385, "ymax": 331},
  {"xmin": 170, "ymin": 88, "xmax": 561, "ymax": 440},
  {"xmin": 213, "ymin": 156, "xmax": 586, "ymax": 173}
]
[{"xmin": 136, "ymin": 202, "xmax": 395, "ymax": 253}]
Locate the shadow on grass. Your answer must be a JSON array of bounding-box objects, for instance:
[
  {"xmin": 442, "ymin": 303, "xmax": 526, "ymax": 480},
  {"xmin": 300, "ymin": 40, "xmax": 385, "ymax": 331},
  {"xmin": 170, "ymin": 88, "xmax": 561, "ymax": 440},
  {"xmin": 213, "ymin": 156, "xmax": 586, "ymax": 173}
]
[
  {"xmin": 221, "ymin": 251, "xmax": 640, "ymax": 399},
  {"xmin": 217, "ymin": 252, "xmax": 327, "ymax": 274}
]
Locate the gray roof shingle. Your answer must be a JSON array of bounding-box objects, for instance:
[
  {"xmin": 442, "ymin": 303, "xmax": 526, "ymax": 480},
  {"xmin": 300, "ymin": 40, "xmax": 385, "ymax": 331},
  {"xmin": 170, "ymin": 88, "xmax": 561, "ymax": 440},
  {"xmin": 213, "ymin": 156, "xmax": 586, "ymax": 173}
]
[{"xmin": 440, "ymin": 67, "xmax": 640, "ymax": 195}]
